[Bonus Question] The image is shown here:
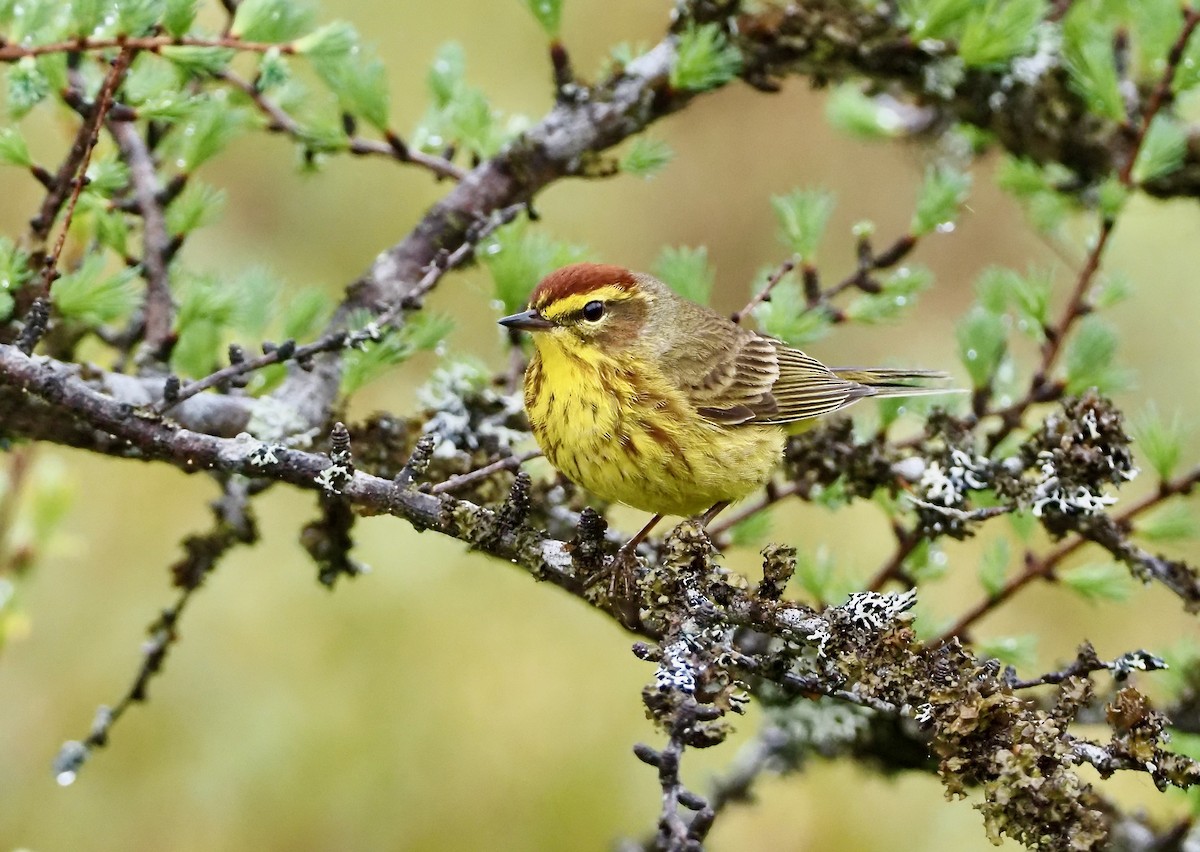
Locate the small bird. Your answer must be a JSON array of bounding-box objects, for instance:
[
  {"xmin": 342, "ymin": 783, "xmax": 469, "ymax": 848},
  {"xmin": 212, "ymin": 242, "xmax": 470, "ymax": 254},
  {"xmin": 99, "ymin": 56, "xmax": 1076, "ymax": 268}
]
[{"xmin": 499, "ymin": 262, "xmax": 948, "ymax": 561}]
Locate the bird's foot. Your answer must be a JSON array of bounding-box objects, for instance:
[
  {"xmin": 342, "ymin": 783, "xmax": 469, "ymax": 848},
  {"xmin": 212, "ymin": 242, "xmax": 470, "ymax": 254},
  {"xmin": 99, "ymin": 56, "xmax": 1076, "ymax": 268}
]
[{"xmin": 584, "ymin": 543, "xmax": 644, "ymax": 629}]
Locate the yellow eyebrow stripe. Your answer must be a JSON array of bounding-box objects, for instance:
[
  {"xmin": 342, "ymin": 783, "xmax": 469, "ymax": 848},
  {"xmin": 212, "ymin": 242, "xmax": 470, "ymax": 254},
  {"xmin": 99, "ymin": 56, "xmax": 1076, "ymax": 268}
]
[{"xmin": 538, "ymin": 285, "xmax": 634, "ymax": 320}]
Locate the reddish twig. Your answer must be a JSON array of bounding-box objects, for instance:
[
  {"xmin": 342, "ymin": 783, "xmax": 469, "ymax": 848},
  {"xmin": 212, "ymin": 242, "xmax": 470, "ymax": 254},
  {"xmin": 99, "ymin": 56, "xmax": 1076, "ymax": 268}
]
[
  {"xmin": 865, "ymin": 522, "xmax": 919, "ymax": 591},
  {"xmin": 31, "ymin": 48, "xmax": 133, "ymax": 304},
  {"xmin": 731, "ymin": 258, "xmax": 795, "ymax": 324},
  {"xmin": 1118, "ymin": 6, "xmax": 1200, "ymax": 186},
  {"xmin": 0, "ymin": 35, "xmax": 293, "ymax": 62},
  {"xmin": 936, "ymin": 466, "xmax": 1200, "ymax": 644}
]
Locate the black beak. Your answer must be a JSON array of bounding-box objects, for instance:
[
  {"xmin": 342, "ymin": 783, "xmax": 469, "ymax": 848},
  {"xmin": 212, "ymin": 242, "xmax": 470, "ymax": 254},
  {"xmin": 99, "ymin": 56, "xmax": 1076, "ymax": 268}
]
[{"xmin": 498, "ymin": 309, "xmax": 555, "ymax": 332}]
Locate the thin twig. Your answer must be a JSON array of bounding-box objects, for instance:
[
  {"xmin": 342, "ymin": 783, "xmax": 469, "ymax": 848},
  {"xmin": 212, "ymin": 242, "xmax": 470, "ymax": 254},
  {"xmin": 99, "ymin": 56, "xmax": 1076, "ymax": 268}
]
[
  {"xmin": 107, "ymin": 118, "xmax": 175, "ymax": 360},
  {"xmin": 937, "ymin": 466, "xmax": 1200, "ymax": 644},
  {"xmin": 0, "ymin": 447, "xmax": 35, "ymax": 573},
  {"xmin": 428, "ymin": 449, "xmax": 542, "ymax": 495},
  {"xmin": 731, "ymin": 257, "xmax": 795, "ymax": 324},
  {"xmin": 865, "ymin": 522, "xmax": 919, "ymax": 591},
  {"xmin": 216, "ymin": 70, "xmax": 465, "ymax": 182},
  {"xmin": 52, "ymin": 477, "xmax": 257, "ymax": 784},
  {"xmin": 0, "ymin": 34, "xmax": 294, "ymax": 62},
  {"xmin": 1118, "ymin": 7, "xmax": 1200, "ymax": 186},
  {"xmin": 155, "ymin": 202, "xmax": 526, "ymax": 413},
  {"xmin": 983, "ymin": 7, "xmax": 1200, "ymax": 451}
]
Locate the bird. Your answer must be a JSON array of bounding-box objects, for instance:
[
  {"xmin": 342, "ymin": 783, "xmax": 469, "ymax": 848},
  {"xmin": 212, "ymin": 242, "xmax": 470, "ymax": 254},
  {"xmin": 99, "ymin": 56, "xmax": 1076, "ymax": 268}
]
[{"xmin": 499, "ymin": 262, "xmax": 949, "ymax": 565}]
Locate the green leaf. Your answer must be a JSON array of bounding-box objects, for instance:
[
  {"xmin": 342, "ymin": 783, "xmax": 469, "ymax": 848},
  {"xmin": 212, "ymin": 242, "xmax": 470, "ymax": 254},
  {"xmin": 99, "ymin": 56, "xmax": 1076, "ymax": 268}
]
[
  {"xmin": 794, "ymin": 546, "xmax": 838, "ymax": 606},
  {"xmin": 1132, "ymin": 404, "xmax": 1185, "ymax": 481},
  {"xmin": 168, "ymin": 98, "xmax": 251, "ymax": 172},
  {"xmin": 281, "ymin": 289, "xmax": 331, "ymax": 340},
  {"xmin": 0, "ymin": 236, "xmax": 31, "ymax": 295},
  {"xmin": 1095, "ymin": 177, "xmax": 1129, "ymax": 220},
  {"xmin": 995, "ymin": 156, "xmax": 1050, "ymax": 197},
  {"xmin": 1136, "ymin": 501, "xmax": 1199, "ymax": 543},
  {"xmin": 293, "ymin": 20, "xmax": 356, "ymax": 58},
  {"xmin": 771, "ymin": 189, "xmax": 834, "ymax": 261},
  {"xmin": 956, "ymin": 306, "xmax": 1007, "ymax": 387},
  {"xmin": 0, "ymin": 127, "xmax": 32, "ymax": 167},
  {"xmin": 653, "ymin": 245, "xmax": 713, "ymax": 306},
  {"xmin": 977, "ymin": 266, "xmax": 1052, "ymax": 340},
  {"xmin": 1132, "ymin": 115, "xmax": 1188, "ymax": 184},
  {"xmin": 670, "ymin": 23, "xmax": 741, "ymax": 92},
  {"xmin": 845, "ymin": 265, "xmax": 931, "ymax": 324},
  {"xmin": 1092, "ymin": 270, "xmax": 1132, "ymax": 310},
  {"xmin": 51, "ymin": 254, "xmax": 139, "ymax": 326},
  {"xmin": 977, "ymin": 634, "xmax": 1037, "ymax": 669},
  {"xmin": 1063, "ymin": 20, "xmax": 1125, "ymax": 121},
  {"xmin": 973, "ymin": 266, "xmax": 1013, "ymax": 314},
  {"xmin": 979, "ymin": 536, "xmax": 1011, "ymax": 597},
  {"xmin": 1176, "ymin": 19, "xmax": 1200, "ymax": 94},
  {"xmin": 825, "ymin": 85, "xmax": 901, "ymax": 140},
  {"xmin": 752, "ymin": 273, "xmax": 830, "ymax": 347},
  {"xmin": 162, "ymin": 0, "xmax": 198, "ymax": 37},
  {"xmin": 160, "ymin": 45, "xmax": 236, "ymax": 77},
  {"xmin": 1060, "ymin": 562, "xmax": 1134, "ymax": 602},
  {"xmin": 69, "ymin": 0, "xmax": 105, "ymax": 36},
  {"xmin": 899, "ymin": 0, "xmax": 975, "ymax": 41},
  {"xmin": 84, "ymin": 157, "xmax": 130, "ymax": 197},
  {"xmin": 906, "ymin": 540, "xmax": 948, "ymax": 583},
  {"xmin": 911, "ymin": 166, "xmax": 971, "ymax": 236},
  {"xmin": 426, "ymin": 41, "xmax": 465, "ymax": 107},
  {"xmin": 958, "ymin": 0, "xmax": 1046, "ymax": 68},
  {"xmin": 304, "ymin": 25, "xmax": 390, "ymax": 130},
  {"xmin": 117, "ymin": 0, "xmax": 163, "ymax": 36},
  {"xmin": 619, "ymin": 136, "xmax": 673, "ymax": 179},
  {"xmin": 1064, "ymin": 315, "xmax": 1129, "ymax": 394},
  {"xmin": 729, "ymin": 509, "xmax": 772, "ymax": 548},
  {"xmin": 165, "ymin": 181, "xmax": 227, "ymax": 235},
  {"xmin": 482, "ymin": 220, "xmax": 590, "ymax": 315},
  {"xmin": 411, "ymin": 43, "xmax": 509, "ymax": 158},
  {"xmin": 257, "ymin": 49, "xmax": 291, "ymax": 91},
  {"xmin": 341, "ymin": 312, "xmax": 455, "ymax": 396},
  {"xmin": 6, "ymin": 57, "xmax": 50, "ymax": 118},
  {"xmin": 75, "ymin": 192, "xmax": 129, "ymax": 255},
  {"xmin": 6, "ymin": 0, "xmax": 60, "ymax": 43},
  {"xmin": 231, "ymin": 0, "xmax": 315, "ymax": 42},
  {"xmin": 230, "ymin": 267, "xmax": 282, "ymax": 336},
  {"xmin": 171, "ymin": 272, "xmax": 240, "ymax": 378},
  {"xmin": 519, "ymin": 0, "xmax": 563, "ymax": 37},
  {"xmin": 1008, "ymin": 509, "xmax": 1036, "ymax": 542},
  {"xmin": 0, "ymin": 289, "xmax": 13, "ymax": 321}
]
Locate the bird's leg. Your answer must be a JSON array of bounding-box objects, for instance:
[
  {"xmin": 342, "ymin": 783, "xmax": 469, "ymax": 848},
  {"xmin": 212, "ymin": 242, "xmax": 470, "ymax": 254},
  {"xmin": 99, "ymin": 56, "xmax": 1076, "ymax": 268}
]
[
  {"xmin": 699, "ymin": 501, "xmax": 730, "ymax": 528},
  {"xmin": 589, "ymin": 513, "xmax": 664, "ymax": 613},
  {"xmin": 620, "ymin": 512, "xmax": 665, "ymax": 561}
]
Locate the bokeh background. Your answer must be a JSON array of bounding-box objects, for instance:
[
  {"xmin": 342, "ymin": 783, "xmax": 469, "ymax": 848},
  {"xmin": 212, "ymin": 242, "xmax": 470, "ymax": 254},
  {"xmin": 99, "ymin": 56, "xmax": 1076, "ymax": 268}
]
[{"xmin": 3, "ymin": 1, "xmax": 1200, "ymax": 850}]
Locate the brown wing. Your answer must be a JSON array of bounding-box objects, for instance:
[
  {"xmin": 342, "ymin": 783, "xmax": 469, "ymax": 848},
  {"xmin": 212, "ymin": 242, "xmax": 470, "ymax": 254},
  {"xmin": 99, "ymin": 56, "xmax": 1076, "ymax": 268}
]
[{"xmin": 664, "ymin": 317, "xmax": 869, "ymax": 426}]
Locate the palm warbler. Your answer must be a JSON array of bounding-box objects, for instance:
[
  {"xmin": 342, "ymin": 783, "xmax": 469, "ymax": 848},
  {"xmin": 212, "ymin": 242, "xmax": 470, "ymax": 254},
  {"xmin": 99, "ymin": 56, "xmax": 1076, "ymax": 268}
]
[{"xmin": 499, "ymin": 262, "xmax": 948, "ymax": 551}]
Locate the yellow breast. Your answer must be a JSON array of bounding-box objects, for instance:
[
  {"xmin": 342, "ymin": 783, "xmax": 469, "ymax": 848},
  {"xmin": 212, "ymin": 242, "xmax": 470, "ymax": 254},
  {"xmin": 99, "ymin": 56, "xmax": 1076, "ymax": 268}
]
[{"xmin": 523, "ymin": 332, "xmax": 784, "ymax": 516}]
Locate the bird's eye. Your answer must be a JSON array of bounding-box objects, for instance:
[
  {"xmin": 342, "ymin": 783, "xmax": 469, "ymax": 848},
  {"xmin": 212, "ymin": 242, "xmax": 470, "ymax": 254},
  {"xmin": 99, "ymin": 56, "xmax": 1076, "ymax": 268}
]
[{"xmin": 582, "ymin": 300, "xmax": 604, "ymax": 322}]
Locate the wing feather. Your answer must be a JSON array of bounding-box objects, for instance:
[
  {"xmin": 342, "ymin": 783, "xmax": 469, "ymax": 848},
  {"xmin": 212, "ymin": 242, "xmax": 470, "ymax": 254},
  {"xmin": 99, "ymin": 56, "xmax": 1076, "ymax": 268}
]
[{"xmin": 653, "ymin": 294, "xmax": 929, "ymax": 427}]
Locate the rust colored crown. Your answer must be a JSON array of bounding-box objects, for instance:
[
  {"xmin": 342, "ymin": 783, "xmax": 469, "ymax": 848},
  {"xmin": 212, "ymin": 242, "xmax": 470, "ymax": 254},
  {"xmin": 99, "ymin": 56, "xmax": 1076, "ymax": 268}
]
[{"xmin": 529, "ymin": 263, "xmax": 638, "ymax": 310}]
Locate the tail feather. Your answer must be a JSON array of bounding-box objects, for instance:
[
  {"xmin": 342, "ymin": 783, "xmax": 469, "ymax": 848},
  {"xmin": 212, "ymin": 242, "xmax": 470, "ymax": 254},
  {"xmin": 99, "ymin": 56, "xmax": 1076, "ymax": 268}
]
[{"xmin": 831, "ymin": 367, "xmax": 962, "ymax": 399}]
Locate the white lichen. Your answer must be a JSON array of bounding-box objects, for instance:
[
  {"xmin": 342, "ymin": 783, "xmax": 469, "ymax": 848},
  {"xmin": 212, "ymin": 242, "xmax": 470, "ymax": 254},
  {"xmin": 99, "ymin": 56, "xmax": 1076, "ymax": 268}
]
[
  {"xmin": 654, "ymin": 640, "xmax": 697, "ymax": 694},
  {"xmin": 1029, "ymin": 452, "xmax": 1119, "ymax": 517},
  {"xmin": 918, "ymin": 448, "xmax": 990, "ymax": 507},
  {"xmin": 840, "ymin": 589, "xmax": 918, "ymax": 631}
]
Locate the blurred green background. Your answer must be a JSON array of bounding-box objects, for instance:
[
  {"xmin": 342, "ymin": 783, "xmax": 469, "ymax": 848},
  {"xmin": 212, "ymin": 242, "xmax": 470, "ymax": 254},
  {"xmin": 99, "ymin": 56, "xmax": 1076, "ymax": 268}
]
[{"xmin": 3, "ymin": 1, "xmax": 1200, "ymax": 850}]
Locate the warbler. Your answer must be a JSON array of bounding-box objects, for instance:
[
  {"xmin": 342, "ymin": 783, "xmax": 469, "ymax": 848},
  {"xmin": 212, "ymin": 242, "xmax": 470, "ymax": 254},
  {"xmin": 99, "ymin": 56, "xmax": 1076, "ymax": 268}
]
[{"xmin": 499, "ymin": 262, "xmax": 948, "ymax": 553}]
